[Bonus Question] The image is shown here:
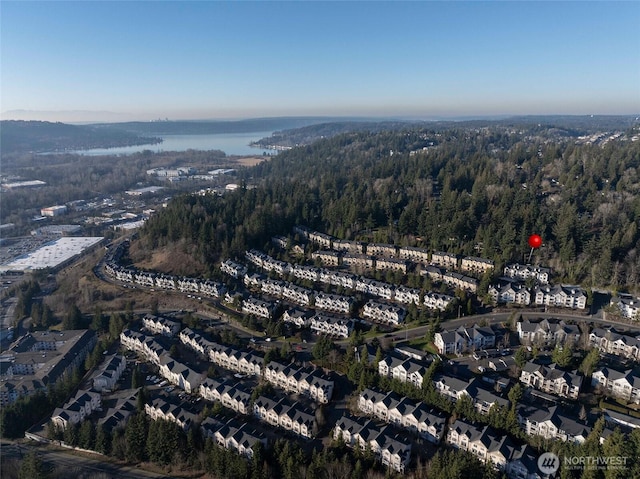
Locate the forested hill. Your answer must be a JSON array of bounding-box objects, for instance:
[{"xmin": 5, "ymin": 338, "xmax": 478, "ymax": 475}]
[
  {"xmin": 0, "ymin": 120, "xmax": 160, "ymax": 154},
  {"xmin": 137, "ymin": 122, "xmax": 640, "ymax": 290},
  {"xmin": 92, "ymin": 117, "xmax": 367, "ymax": 136},
  {"xmin": 252, "ymin": 115, "xmax": 640, "ymax": 150}
]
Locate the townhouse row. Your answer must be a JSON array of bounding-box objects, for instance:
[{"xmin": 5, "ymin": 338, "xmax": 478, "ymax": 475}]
[
  {"xmin": 434, "ymin": 324, "xmax": 496, "ymax": 356},
  {"xmin": 201, "ymin": 416, "xmax": 267, "ymax": 460},
  {"xmin": 179, "ymin": 327, "xmax": 264, "ymax": 376},
  {"xmin": 489, "ymin": 280, "xmax": 587, "ymax": 309},
  {"xmin": 51, "ymin": 389, "xmax": 102, "ymax": 430},
  {"xmin": 120, "ymin": 329, "xmax": 205, "ymax": 393},
  {"xmin": 591, "ymin": 366, "xmax": 640, "ymax": 404},
  {"xmin": 516, "ymin": 318, "xmax": 581, "ymax": 347},
  {"xmin": 358, "ymin": 387, "xmax": 446, "ymax": 443},
  {"xmin": 199, "ymin": 378, "xmax": 252, "ymax": 414},
  {"xmin": 589, "ymin": 327, "xmax": 640, "ymax": 361},
  {"xmin": 240, "ymin": 250, "xmax": 455, "ymax": 309},
  {"xmin": 293, "ymin": 225, "xmax": 495, "ymax": 276},
  {"xmin": 333, "ymin": 414, "xmax": 412, "ymax": 473},
  {"xmin": 264, "ymin": 360, "xmax": 334, "ymax": 403},
  {"xmin": 252, "ymin": 395, "xmax": 316, "ymax": 439},
  {"xmin": 519, "ymin": 360, "xmax": 583, "ymax": 400},
  {"xmin": 104, "ymin": 259, "xmax": 226, "ymax": 298},
  {"xmin": 446, "ymin": 418, "xmax": 539, "ymax": 478},
  {"xmin": 145, "ymin": 396, "xmax": 199, "ymax": 431}
]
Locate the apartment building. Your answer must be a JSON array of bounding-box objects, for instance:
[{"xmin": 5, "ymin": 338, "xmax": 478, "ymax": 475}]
[
  {"xmin": 519, "ymin": 361, "xmax": 583, "ymax": 400},
  {"xmin": 142, "ymin": 313, "xmax": 181, "ymax": 337},
  {"xmin": 516, "ymin": 319, "xmax": 581, "ymax": 347},
  {"xmin": 264, "ymin": 360, "xmax": 334, "ymax": 403},
  {"xmin": 201, "ymin": 416, "xmax": 267, "ymax": 460},
  {"xmin": 51, "ymin": 389, "xmax": 102, "ymax": 430},
  {"xmin": 504, "ymin": 263, "xmax": 550, "ymax": 284},
  {"xmin": 333, "ymin": 414, "xmax": 412, "ymax": 473},
  {"xmin": 362, "ymin": 300, "xmax": 406, "ymax": 325},
  {"xmin": 358, "ymin": 387, "xmax": 446, "ymax": 443},
  {"xmin": 591, "ymin": 367, "xmax": 640, "ymax": 404}
]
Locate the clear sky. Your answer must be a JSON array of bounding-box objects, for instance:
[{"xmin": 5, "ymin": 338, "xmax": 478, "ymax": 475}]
[{"xmin": 1, "ymin": 1, "xmax": 639, "ymax": 122}]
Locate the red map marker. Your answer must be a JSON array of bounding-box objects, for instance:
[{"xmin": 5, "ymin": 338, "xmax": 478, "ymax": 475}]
[
  {"xmin": 528, "ymin": 234, "xmax": 542, "ymax": 249},
  {"xmin": 527, "ymin": 234, "xmax": 542, "ymax": 262}
]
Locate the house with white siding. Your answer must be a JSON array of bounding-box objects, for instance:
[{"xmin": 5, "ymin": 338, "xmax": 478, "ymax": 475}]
[{"xmin": 519, "ymin": 361, "xmax": 583, "ymax": 400}]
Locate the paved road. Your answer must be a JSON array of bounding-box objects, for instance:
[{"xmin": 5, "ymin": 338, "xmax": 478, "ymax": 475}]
[{"xmin": 1, "ymin": 440, "xmax": 177, "ymax": 478}]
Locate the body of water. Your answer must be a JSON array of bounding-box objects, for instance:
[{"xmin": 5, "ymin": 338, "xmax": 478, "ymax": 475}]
[{"xmin": 68, "ymin": 131, "xmax": 275, "ymax": 156}]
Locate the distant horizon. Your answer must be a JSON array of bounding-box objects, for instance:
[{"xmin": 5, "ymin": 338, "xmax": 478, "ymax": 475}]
[{"xmin": 2, "ymin": 109, "xmax": 639, "ymax": 126}]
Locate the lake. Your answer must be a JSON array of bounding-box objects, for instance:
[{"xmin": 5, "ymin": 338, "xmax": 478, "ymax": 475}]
[{"xmin": 69, "ymin": 131, "xmax": 275, "ymax": 156}]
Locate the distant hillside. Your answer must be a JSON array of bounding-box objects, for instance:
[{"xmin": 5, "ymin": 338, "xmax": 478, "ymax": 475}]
[
  {"xmin": 92, "ymin": 117, "xmax": 361, "ymax": 136},
  {"xmin": 0, "ymin": 120, "xmax": 160, "ymax": 154},
  {"xmin": 252, "ymin": 115, "xmax": 640, "ymax": 149}
]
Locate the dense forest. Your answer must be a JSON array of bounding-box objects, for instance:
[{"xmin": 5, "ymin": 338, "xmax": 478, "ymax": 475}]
[{"xmin": 137, "ymin": 119, "xmax": 640, "ymax": 291}]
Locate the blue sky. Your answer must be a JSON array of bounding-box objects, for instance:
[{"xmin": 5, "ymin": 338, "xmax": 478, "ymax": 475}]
[{"xmin": 1, "ymin": 1, "xmax": 639, "ymax": 122}]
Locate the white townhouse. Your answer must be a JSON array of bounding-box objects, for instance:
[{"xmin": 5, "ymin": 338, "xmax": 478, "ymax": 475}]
[
  {"xmin": 460, "ymin": 256, "xmax": 494, "ymax": 276},
  {"xmin": 333, "ymin": 239, "xmax": 365, "ymax": 254},
  {"xmin": 358, "ymin": 387, "xmax": 446, "ymax": 443},
  {"xmin": 145, "ymin": 397, "xmax": 199, "ymax": 430},
  {"xmin": 177, "ymin": 277, "xmax": 200, "ymax": 294},
  {"xmin": 446, "ymin": 418, "xmax": 539, "ymax": 475},
  {"xmin": 312, "ymin": 250, "xmax": 341, "ymax": 266},
  {"xmin": 375, "ymin": 257, "xmax": 408, "ymax": 274},
  {"xmin": 591, "ymin": 367, "xmax": 640, "ymax": 404},
  {"xmin": 322, "ymin": 270, "xmax": 356, "ymax": 289},
  {"xmin": 442, "ymin": 271, "xmax": 478, "ymax": 293},
  {"xmin": 134, "ymin": 271, "xmax": 155, "ymax": 287},
  {"xmin": 354, "ymin": 278, "xmax": 396, "ymax": 300},
  {"xmin": 245, "ymin": 249, "xmax": 267, "ymax": 268},
  {"xmin": 252, "ymin": 395, "xmax": 316, "ymax": 438},
  {"xmin": 199, "ymin": 379, "xmax": 252, "ymax": 414},
  {"xmin": 309, "ymin": 313, "xmax": 354, "ymax": 339},
  {"xmin": 281, "ymin": 283, "xmax": 314, "ymax": 306},
  {"xmin": 201, "ymin": 417, "xmax": 267, "ymax": 460},
  {"xmin": 158, "ymin": 355, "xmax": 205, "ymax": 393},
  {"xmin": 264, "ymin": 360, "xmax": 334, "ymax": 403},
  {"xmin": 314, "ymin": 292, "xmax": 354, "ymax": 314},
  {"xmin": 51, "ymin": 389, "xmax": 102, "ymax": 430},
  {"xmin": 533, "ymin": 284, "xmax": 587, "ymax": 309},
  {"xmin": 243, "ymin": 272, "xmax": 264, "ymax": 288},
  {"xmin": 519, "ymin": 361, "xmax": 583, "ymax": 400},
  {"xmin": 398, "ymin": 246, "xmax": 430, "ymax": 264},
  {"xmin": 362, "ymin": 300, "xmax": 406, "ymax": 325},
  {"xmin": 366, "ymin": 243, "xmax": 398, "ymax": 258},
  {"xmin": 489, "ymin": 282, "xmax": 531, "ymax": 306},
  {"xmin": 208, "ymin": 344, "xmax": 263, "ymax": 377},
  {"xmin": 431, "ymin": 251, "xmax": 459, "ymax": 269},
  {"xmin": 179, "ymin": 327, "xmax": 217, "ymax": 357},
  {"xmin": 92, "ymin": 354, "xmax": 126, "ymax": 392},
  {"xmin": 422, "ymin": 265, "xmax": 444, "ymax": 283},
  {"xmin": 241, "ymin": 296, "xmax": 276, "ymax": 319},
  {"xmin": 516, "ymin": 319, "xmax": 581, "ymax": 347},
  {"xmin": 342, "ymin": 253, "xmax": 375, "ymax": 269},
  {"xmin": 333, "ymin": 414, "xmax": 412, "ymax": 473},
  {"xmin": 589, "ymin": 327, "xmax": 640, "ymax": 361},
  {"xmin": 377, "ymin": 354, "xmax": 428, "ymax": 387},
  {"xmin": 394, "ymin": 286, "xmax": 421, "ymax": 306},
  {"xmin": 260, "ymin": 278, "xmax": 285, "ymax": 297},
  {"xmin": 308, "ymin": 231, "xmax": 334, "ymax": 249},
  {"xmin": 504, "ymin": 263, "xmax": 551, "ymax": 284},
  {"xmin": 517, "ymin": 405, "xmax": 591, "ymax": 444},
  {"xmin": 142, "ymin": 313, "xmax": 181, "ymax": 337},
  {"xmin": 198, "ymin": 279, "xmax": 226, "ymax": 297},
  {"xmin": 220, "ymin": 259, "xmax": 248, "ymax": 278},
  {"xmin": 612, "ymin": 293, "xmax": 640, "ymax": 320},
  {"xmin": 155, "ymin": 274, "xmax": 177, "ymax": 290},
  {"xmin": 292, "ymin": 264, "xmax": 320, "ymax": 282},
  {"xmin": 423, "ymin": 292, "xmax": 455, "ymax": 311},
  {"xmin": 434, "ymin": 324, "xmax": 495, "ymax": 355},
  {"xmin": 432, "ymin": 374, "xmax": 508, "ymax": 414},
  {"xmin": 120, "ymin": 329, "xmax": 165, "ymax": 365},
  {"xmin": 282, "ymin": 308, "xmax": 313, "ymax": 328}
]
